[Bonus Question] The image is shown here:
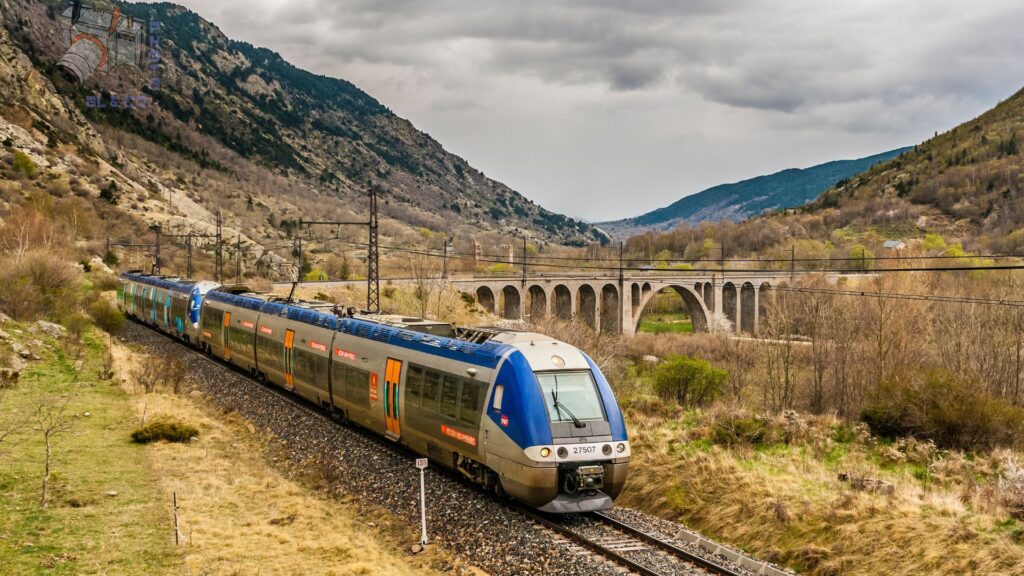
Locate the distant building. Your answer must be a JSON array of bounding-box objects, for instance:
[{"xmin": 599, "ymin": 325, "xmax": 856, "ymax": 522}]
[{"xmin": 883, "ymin": 240, "xmax": 907, "ymax": 251}]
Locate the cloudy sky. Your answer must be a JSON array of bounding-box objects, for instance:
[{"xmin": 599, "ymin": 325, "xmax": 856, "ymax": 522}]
[{"xmin": 176, "ymin": 0, "xmax": 1024, "ymax": 222}]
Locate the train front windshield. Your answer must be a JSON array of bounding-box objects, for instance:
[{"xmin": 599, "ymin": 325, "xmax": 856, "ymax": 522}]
[{"xmin": 536, "ymin": 371, "xmax": 606, "ymax": 423}]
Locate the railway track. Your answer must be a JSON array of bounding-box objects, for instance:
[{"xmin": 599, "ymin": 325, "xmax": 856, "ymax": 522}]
[
  {"xmin": 520, "ymin": 507, "xmax": 746, "ymax": 576},
  {"xmin": 129, "ymin": 319, "xmax": 779, "ymax": 576}
]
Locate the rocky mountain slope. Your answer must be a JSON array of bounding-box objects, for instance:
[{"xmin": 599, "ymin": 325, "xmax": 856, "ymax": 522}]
[
  {"xmin": 600, "ymin": 148, "xmax": 908, "ymax": 238},
  {"xmin": 625, "ymin": 86, "xmax": 1024, "ymax": 259},
  {"xmin": 0, "ymin": 0, "xmax": 602, "ymax": 279}
]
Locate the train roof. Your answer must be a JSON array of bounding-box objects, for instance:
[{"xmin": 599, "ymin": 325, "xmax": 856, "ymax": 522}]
[
  {"xmin": 121, "ymin": 272, "xmax": 198, "ymax": 294},
  {"xmin": 336, "ymin": 316, "xmax": 513, "ymax": 368}
]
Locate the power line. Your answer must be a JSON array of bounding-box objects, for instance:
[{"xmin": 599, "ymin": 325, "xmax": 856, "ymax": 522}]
[{"xmin": 334, "ymin": 240, "xmax": 1024, "ymax": 276}]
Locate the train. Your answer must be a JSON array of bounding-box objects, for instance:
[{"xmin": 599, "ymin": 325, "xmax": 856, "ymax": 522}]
[{"xmin": 117, "ymin": 271, "xmax": 630, "ymax": 513}]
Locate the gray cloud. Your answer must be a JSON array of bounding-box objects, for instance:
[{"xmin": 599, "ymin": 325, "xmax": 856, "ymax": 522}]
[{"xmin": 175, "ymin": 0, "xmax": 1024, "ymax": 220}]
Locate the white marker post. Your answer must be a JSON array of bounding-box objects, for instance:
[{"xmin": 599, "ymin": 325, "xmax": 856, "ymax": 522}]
[{"xmin": 415, "ymin": 458, "xmax": 429, "ymax": 546}]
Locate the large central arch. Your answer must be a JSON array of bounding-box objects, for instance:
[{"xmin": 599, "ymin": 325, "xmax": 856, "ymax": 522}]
[{"xmin": 633, "ymin": 284, "xmax": 709, "ymax": 334}]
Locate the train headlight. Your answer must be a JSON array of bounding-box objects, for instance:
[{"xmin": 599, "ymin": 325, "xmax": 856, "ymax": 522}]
[
  {"xmin": 602, "ymin": 444, "xmax": 612, "ymax": 456},
  {"xmin": 557, "ymin": 447, "xmax": 568, "ymax": 459},
  {"xmin": 616, "ymin": 443, "xmax": 626, "ymax": 453},
  {"xmin": 540, "ymin": 447, "xmax": 551, "ymax": 458}
]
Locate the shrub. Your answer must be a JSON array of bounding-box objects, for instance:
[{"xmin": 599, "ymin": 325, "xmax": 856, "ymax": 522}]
[
  {"xmin": 651, "ymin": 355, "xmax": 727, "ymax": 407},
  {"xmin": 87, "ymin": 299, "xmax": 125, "ymax": 334},
  {"xmin": 0, "ymin": 251, "xmax": 81, "ymax": 321},
  {"xmin": 91, "ymin": 273, "xmax": 121, "ymax": 292},
  {"xmin": 11, "ymin": 150, "xmax": 36, "ymax": 178},
  {"xmin": 131, "ymin": 420, "xmax": 199, "ymax": 444},
  {"xmin": 861, "ymin": 371, "xmax": 1024, "ymax": 450},
  {"xmin": 99, "ymin": 180, "xmax": 118, "ymax": 204},
  {"xmin": 711, "ymin": 414, "xmax": 785, "ymax": 446}
]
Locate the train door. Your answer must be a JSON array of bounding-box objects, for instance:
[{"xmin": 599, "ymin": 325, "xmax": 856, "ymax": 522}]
[
  {"xmin": 150, "ymin": 288, "xmax": 159, "ymax": 323},
  {"xmin": 164, "ymin": 294, "xmax": 172, "ymax": 329},
  {"xmin": 283, "ymin": 329, "xmax": 295, "ymax": 391},
  {"xmin": 222, "ymin": 311, "xmax": 232, "ymax": 361},
  {"xmin": 383, "ymin": 358, "xmax": 403, "ymax": 439}
]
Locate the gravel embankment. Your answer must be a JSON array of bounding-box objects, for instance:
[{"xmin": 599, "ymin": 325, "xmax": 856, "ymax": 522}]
[{"xmin": 124, "ymin": 321, "xmax": 789, "ymax": 576}]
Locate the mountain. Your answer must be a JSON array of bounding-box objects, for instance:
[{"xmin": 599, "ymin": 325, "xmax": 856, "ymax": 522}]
[
  {"xmin": 813, "ymin": 89, "xmax": 1024, "ymax": 252},
  {"xmin": 622, "ymin": 86, "xmax": 1024, "ymax": 261},
  {"xmin": 0, "ymin": 0, "xmax": 603, "ymax": 267},
  {"xmin": 599, "ymin": 148, "xmax": 910, "ymax": 238}
]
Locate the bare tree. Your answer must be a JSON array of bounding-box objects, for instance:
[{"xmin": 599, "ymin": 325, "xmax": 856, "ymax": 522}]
[
  {"xmin": 0, "ymin": 388, "xmax": 27, "ymax": 450},
  {"xmin": 404, "ymin": 251, "xmax": 444, "ymax": 318},
  {"xmin": 33, "ymin": 396, "xmax": 74, "ymax": 508}
]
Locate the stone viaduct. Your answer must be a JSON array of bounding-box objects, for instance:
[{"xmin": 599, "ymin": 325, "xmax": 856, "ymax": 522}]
[{"xmin": 448, "ymin": 273, "xmax": 784, "ymax": 336}]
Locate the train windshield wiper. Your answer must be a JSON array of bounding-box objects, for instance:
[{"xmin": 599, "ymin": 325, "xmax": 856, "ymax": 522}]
[{"xmin": 551, "ymin": 387, "xmax": 585, "ymax": 428}]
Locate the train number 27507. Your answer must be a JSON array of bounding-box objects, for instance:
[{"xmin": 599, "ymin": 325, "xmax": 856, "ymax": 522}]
[{"xmin": 572, "ymin": 446, "xmax": 596, "ymax": 455}]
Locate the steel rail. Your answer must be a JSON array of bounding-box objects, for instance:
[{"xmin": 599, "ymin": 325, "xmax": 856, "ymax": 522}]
[
  {"xmin": 517, "ymin": 508, "xmax": 664, "ymax": 576},
  {"xmin": 593, "ymin": 511, "xmax": 744, "ymax": 576}
]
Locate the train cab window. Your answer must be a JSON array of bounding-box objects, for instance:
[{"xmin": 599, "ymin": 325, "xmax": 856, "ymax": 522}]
[
  {"xmin": 535, "ymin": 371, "xmax": 606, "ymax": 423},
  {"xmin": 459, "ymin": 381, "xmax": 481, "ymax": 427},
  {"xmin": 492, "ymin": 384, "xmax": 504, "ymax": 411},
  {"xmin": 439, "ymin": 375, "xmax": 460, "ymax": 419},
  {"xmin": 406, "ymin": 365, "xmax": 423, "ymax": 407},
  {"xmin": 421, "ymin": 370, "xmax": 441, "ymax": 411}
]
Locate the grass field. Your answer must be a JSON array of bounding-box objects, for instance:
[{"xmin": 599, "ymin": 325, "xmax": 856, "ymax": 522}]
[
  {"xmin": 0, "ymin": 327, "xmax": 180, "ymax": 575},
  {"xmin": 617, "ymin": 404, "xmax": 1024, "ymax": 576},
  {"xmin": 638, "ymin": 312, "xmax": 693, "ymax": 334},
  {"xmin": 0, "ymin": 319, "xmax": 449, "ymax": 575},
  {"xmin": 110, "ymin": 338, "xmax": 448, "ymax": 576}
]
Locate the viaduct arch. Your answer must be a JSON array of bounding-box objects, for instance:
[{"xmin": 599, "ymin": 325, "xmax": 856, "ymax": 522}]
[{"xmin": 459, "ymin": 274, "xmax": 774, "ymax": 337}]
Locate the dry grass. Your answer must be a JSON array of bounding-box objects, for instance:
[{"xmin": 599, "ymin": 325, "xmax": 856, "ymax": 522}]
[
  {"xmin": 617, "ymin": 407, "xmax": 1024, "ymax": 576},
  {"xmin": 110, "ymin": 340, "xmax": 448, "ymax": 576}
]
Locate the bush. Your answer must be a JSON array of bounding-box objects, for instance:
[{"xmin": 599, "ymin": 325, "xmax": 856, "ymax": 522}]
[
  {"xmin": 651, "ymin": 355, "xmax": 727, "ymax": 407},
  {"xmin": 91, "ymin": 273, "xmax": 121, "ymax": 292},
  {"xmin": 87, "ymin": 299, "xmax": 125, "ymax": 334},
  {"xmin": 711, "ymin": 414, "xmax": 786, "ymax": 446},
  {"xmin": 11, "ymin": 150, "xmax": 36, "ymax": 178},
  {"xmin": 862, "ymin": 371, "xmax": 1024, "ymax": 450},
  {"xmin": 0, "ymin": 251, "xmax": 81, "ymax": 321},
  {"xmin": 131, "ymin": 420, "xmax": 199, "ymax": 444}
]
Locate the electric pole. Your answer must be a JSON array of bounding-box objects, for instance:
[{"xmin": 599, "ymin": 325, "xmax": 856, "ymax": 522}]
[
  {"xmin": 521, "ymin": 236, "xmax": 527, "ymax": 287},
  {"xmin": 185, "ymin": 232, "xmax": 193, "ymax": 278},
  {"xmin": 235, "ymin": 234, "xmax": 242, "ymax": 284},
  {"xmin": 215, "ymin": 210, "xmax": 223, "ymax": 283},
  {"xmin": 442, "ymin": 238, "xmax": 449, "ymax": 280},
  {"xmin": 367, "ymin": 185, "xmax": 380, "ymax": 313},
  {"xmin": 153, "ymin": 226, "xmax": 162, "ymax": 275}
]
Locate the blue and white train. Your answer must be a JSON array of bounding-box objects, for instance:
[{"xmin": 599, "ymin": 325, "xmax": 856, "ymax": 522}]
[{"xmin": 118, "ymin": 272, "xmax": 630, "ymax": 513}]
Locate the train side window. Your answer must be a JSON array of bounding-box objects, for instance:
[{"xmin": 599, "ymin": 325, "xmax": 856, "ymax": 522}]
[
  {"xmin": 421, "ymin": 370, "xmax": 441, "ymax": 412},
  {"xmin": 492, "ymin": 384, "xmax": 504, "ymax": 411},
  {"xmin": 344, "ymin": 365, "xmax": 370, "ymax": 408},
  {"xmin": 459, "ymin": 380, "xmax": 480, "ymax": 427},
  {"xmin": 440, "ymin": 375, "xmax": 459, "ymax": 420},
  {"xmin": 406, "ymin": 365, "xmax": 423, "ymax": 407}
]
